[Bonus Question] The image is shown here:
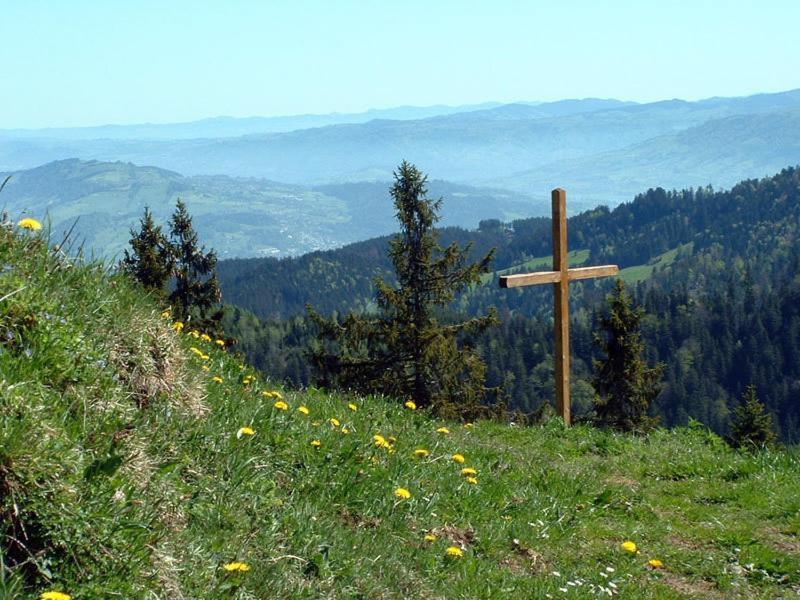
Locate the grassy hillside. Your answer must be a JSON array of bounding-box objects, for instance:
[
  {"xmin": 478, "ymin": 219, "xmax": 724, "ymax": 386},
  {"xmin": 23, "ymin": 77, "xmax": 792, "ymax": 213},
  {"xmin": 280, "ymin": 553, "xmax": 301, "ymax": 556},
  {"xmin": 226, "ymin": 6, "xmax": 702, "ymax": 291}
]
[
  {"xmin": 0, "ymin": 159, "xmax": 540, "ymax": 259},
  {"xmin": 2, "ymin": 224, "xmax": 799, "ymax": 599}
]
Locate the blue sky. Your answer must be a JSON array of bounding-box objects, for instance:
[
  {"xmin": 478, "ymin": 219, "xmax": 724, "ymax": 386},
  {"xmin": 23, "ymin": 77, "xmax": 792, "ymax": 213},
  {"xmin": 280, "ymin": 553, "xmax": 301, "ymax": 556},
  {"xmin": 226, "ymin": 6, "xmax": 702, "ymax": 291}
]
[{"xmin": 2, "ymin": 0, "xmax": 799, "ymax": 128}]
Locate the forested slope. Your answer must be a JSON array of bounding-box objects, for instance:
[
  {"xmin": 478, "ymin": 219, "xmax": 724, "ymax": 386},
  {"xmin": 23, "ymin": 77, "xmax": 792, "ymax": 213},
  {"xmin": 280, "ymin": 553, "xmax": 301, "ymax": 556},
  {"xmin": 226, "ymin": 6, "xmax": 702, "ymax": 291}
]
[{"xmin": 220, "ymin": 167, "xmax": 800, "ymax": 441}]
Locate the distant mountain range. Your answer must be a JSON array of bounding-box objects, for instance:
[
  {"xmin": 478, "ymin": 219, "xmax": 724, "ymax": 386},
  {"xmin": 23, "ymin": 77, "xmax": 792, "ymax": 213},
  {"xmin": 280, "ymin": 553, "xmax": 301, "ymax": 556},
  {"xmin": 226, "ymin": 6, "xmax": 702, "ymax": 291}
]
[
  {"xmin": 0, "ymin": 159, "xmax": 540, "ymax": 258},
  {"xmin": 1, "ymin": 91, "xmax": 799, "ymax": 213},
  {"xmin": 494, "ymin": 107, "xmax": 800, "ymax": 201},
  {"xmin": 0, "ymin": 102, "xmax": 507, "ymax": 140}
]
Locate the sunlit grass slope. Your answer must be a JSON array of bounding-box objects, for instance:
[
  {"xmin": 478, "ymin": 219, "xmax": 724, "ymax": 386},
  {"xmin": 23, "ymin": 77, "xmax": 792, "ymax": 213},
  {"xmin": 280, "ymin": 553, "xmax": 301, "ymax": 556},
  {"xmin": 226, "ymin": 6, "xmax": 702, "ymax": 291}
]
[{"xmin": 1, "ymin": 223, "xmax": 799, "ymax": 599}]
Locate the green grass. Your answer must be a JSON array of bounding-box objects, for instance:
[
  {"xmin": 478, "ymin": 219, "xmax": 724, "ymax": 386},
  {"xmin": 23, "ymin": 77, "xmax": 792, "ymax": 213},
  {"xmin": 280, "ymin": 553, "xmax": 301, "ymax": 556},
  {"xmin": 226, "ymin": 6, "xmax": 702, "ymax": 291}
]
[
  {"xmin": 618, "ymin": 244, "xmax": 692, "ymax": 285},
  {"xmin": 1, "ymin": 226, "xmax": 799, "ymax": 599}
]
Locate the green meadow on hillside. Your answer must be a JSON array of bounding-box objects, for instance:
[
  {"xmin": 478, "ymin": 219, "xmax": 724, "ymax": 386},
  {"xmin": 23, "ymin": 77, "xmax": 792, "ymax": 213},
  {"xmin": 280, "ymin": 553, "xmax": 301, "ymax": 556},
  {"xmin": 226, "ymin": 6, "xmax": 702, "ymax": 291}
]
[{"xmin": 1, "ymin": 223, "xmax": 799, "ymax": 599}]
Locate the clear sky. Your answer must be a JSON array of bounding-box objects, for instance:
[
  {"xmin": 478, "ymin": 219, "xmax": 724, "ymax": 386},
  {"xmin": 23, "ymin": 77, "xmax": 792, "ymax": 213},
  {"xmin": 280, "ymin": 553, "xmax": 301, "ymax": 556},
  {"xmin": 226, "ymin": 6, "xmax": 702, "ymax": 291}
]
[{"xmin": 2, "ymin": 0, "xmax": 799, "ymax": 128}]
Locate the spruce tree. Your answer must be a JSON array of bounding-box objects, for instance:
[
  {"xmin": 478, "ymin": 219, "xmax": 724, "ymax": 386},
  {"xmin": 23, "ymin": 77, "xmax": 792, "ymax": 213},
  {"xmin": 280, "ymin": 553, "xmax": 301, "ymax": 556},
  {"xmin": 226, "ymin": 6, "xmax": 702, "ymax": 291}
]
[
  {"xmin": 730, "ymin": 385, "xmax": 776, "ymax": 448},
  {"xmin": 120, "ymin": 206, "xmax": 173, "ymax": 294},
  {"xmin": 592, "ymin": 279, "xmax": 663, "ymax": 432},
  {"xmin": 309, "ymin": 161, "xmax": 497, "ymax": 416},
  {"xmin": 168, "ymin": 199, "xmax": 223, "ymax": 332}
]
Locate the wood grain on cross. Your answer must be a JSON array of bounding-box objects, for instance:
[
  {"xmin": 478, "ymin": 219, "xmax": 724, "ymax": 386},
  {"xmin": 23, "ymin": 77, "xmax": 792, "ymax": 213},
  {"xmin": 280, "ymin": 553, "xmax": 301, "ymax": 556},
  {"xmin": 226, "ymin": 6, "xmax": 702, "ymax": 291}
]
[{"xmin": 499, "ymin": 188, "xmax": 619, "ymax": 425}]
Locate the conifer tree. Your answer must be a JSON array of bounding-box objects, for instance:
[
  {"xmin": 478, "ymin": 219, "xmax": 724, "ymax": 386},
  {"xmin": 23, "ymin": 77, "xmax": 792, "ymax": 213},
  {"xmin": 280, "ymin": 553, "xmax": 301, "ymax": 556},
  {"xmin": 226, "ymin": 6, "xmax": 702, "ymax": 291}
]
[
  {"xmin": 309, "ymin": 161, "xmax": 497, "ymax": 415},
  {"xmin": 592, "ymin": 279, "xmax": 663, "ymax": 432},
  {"xmin": 730, "ymin": 385, "xmax": 776, "ymax": 448},
  {"xmin": 168, "ymin": 199, "xmax": 223, "ymax": 332},
  {"xmin": 120, "ymin": 206, "xmax": 173, "ymax": 294}
]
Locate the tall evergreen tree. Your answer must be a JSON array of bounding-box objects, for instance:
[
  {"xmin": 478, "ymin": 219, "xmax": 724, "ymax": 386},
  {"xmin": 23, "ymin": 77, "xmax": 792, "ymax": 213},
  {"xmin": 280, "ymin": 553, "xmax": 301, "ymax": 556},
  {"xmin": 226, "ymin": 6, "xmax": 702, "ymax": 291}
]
[
  {"xmin": 120, "ymin": 206, "xmax": 173, "ymax": 294},
  {"xmin": 730, "ymin": 385, "xmax": 776, "ymax": 448},
  {"xmin": 309, "ymin": 161, "xmax": 497, "ymax": 416},
  {"xmin": 592, "ymin": 279, "xmax": 663, "ymax": 432},
  {"xmin": 168, "ymin": 199, "xmax": 223, "ymax": 332}
]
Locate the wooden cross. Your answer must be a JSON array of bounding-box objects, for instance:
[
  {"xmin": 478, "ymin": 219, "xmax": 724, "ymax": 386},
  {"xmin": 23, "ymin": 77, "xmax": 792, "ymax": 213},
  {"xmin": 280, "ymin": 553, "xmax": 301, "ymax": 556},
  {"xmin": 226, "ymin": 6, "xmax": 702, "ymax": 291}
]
[{"xmin": 499, "ymin": 188, "xmax": 619, "ymax": 425}]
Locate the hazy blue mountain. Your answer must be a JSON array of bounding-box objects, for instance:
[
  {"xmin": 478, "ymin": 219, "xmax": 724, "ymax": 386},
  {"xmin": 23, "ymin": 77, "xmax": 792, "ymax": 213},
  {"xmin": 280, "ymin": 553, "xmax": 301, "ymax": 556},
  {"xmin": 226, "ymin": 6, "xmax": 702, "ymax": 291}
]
[
  {"xmin": 0, "ymin": 99, "xmax": 726, "ymax": 179},
  {"xmin": 495, "ymin": 108, "xmax": 800, "ymax": 208},
  {"xmin": 2, "ymin": 90, "xmax": 799, "ymax": 213},
  {"xmin": 0, "ymin": 102, "xmax": 503, "ymax": 141},
  {"xmin": 0, "ymin": 97, "xmax": 650, "ymax": 176},
  {"xmin": 0, "ymin": 159, "xmax": 541, "ymax": 259},
  {"xmin": 428, "ymin": 98, "xmax": 636, "ymax": 121}
]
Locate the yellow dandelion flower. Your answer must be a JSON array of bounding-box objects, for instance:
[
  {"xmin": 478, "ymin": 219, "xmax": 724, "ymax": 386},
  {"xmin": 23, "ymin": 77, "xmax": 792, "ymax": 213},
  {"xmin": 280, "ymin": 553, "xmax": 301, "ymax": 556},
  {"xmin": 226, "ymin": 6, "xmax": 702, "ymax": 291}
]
[
  {"xmin": 17, "ymin": 217, "xmax": 42, "ymax": 231},
  {"xmin": 200, "ymin": 333, "xmax": 212, "ymax": 342},
  {"xmin": 212, "ymin": 376, "xmax": 223, "ymax": 384},
  {"xmin": 160, "ymin": 309, "xmax": 171, "ymax": 319},
  {"xmin": 329, "ymin": 418, "xmax": 340, "ymax": 427},
  {"xmin": 237, "ymin": 427, "xmax": 255, "ymax": 438},
  {"xmin": 190, "ymin": 347, "xmax": 203, "ymax": 356},
  {"xmin": 274, "ymin": 400, "xmax": 289, "ymax": 411},
  {"xmin": 310, "ymin": 439, "xmax": 321, "ymax": 448},
  {"xmin": 648, "ymin": 559, "xmax": 663, "ymax": 568},
  {"xmin": 621, "ymin": 541, "xmax": 637, "ymax": 554},
  {"xmin": 463, "ymin": 423, "xmax": 474, "ymax": 429},
  {"xmin": 414, "ymin": 448, "xmax": 430, "ymax": 458},
  {"xmin": 373, "ymin": 434, "xmax": 391, "ymax": 449},
  {"xmin": 341, "ymin": 427, "xmax": 350, "ymax": 434},
  {"xmin": 189, "ymin": 330, "xmax": 200, "ymax": 338},
  {"xmin": 222, "ymin": 561, "xmax": 251, "ymax": 572},
  {"xmin": 201, "ymin": 365, "xmax": 210, "ymax": 372},
  {"xmin": 404, "ymin": 400, "xmax": 417, "ymax": 410},
  {"xmin": 466, "ymin": 476, "xmax": 478, "ymax": 485},
  {"xmin": 461, "ymin": 467, "xmax": 477, "ymax": 477},
  {"xmin": 424, "ymin": 534, "xmax": 437, "ymax": 542},
  {"xmin": 172, "ymin": 321, "xmax": 184, "ymax": 333},
  {"xmin": 394, "ymin": 487, "xmax": 411, "ymax": 500},
  {"xmin": 215, "ymin": 339, "xmax": 225, "ymax": 347},
  {"xmin": 201, "ymin": 354, "xmax": 210, "ymax": 360},
  {"xmin": 388, "ymin": 436, "xmax": 396, "ymax": 443},
  {"xmin": 298, "ymin": 405, "xmax": 310, "ymax": 415},
  {"xmin": 452, "ymin": 453, "xmax": 465, "ymax": 463},
  {"xmin": 348, "ymin": 402, "xmax": 358, "ymax": 412},
  {"xmin": 40, "ymin": 593, "xmax": 71, "ymax": 600},
  {"xmin": 436, "ymin": 427, "xmax": 450, "ymax": 434},
  {"xmin": 445, "ymin": 546, "xmax": 463, "ymax": 558}
]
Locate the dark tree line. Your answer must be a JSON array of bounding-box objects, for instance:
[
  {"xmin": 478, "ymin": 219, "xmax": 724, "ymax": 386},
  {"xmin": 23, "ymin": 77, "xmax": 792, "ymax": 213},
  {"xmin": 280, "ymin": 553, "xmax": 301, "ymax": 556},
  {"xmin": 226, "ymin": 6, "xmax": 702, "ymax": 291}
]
[{"xmin": 222, "ymin": 166, "xmax": 800, "ymax": 442}]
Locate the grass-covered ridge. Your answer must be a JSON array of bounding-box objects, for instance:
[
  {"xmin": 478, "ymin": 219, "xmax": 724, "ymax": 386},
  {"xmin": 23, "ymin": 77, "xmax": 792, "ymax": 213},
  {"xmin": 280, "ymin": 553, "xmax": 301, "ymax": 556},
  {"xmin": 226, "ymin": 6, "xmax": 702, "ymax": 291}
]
[{"xmin": 1, "ymin": 224, "xmax": 799, "ymax": 599}]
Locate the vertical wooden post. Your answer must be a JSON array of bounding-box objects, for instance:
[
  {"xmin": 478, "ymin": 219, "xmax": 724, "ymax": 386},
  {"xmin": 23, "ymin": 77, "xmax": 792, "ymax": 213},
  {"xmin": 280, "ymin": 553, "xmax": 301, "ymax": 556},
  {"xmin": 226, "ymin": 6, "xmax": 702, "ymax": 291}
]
[{"xmin": 552, "ymin": 188, "xmax": 571, "ymax": 425}]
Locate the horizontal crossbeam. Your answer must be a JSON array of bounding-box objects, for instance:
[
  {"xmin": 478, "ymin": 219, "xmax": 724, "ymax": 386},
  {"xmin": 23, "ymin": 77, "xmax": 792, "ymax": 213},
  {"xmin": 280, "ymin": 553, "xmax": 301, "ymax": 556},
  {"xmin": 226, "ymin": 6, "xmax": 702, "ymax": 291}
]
[
  {"xmin": 498, "ymin": 264, "xmax": 619, "ymax": 289},
  {"xmin": 567, "ymin": 265, "xmax": 620, "ymax": 281}
]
